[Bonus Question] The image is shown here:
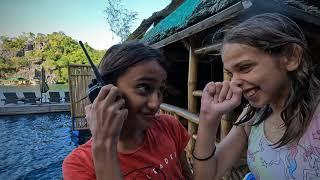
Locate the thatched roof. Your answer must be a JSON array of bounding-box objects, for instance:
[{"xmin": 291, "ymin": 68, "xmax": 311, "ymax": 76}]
[
  {"xmin": 142, "ymin": 0, "xmax": 240, "ymax": 44},
  {"xmin": 142, "ymin": 0, "xmax": 320, "ymax": 45},
  {"xmin": 278, "ymin": 0, "xmax": 320, "ymax": 17}
]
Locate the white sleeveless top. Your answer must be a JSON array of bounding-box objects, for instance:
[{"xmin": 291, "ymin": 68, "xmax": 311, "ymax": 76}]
[{"xmin": 247, "ymin": 105, "xmax": 320, "ymax": 180}]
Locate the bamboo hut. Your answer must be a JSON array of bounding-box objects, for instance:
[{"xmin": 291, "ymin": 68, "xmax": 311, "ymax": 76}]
[{"xmin": 141, "ymin": 0, "xmax": 320, "ymax": 179}]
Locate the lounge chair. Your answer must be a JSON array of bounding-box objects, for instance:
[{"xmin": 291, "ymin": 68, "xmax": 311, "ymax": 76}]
[
  {"xmin": 23, "ymin": 92, "xmax": 41, "ymax": 104},
  {"xmin": 64, "ymin": 92, "xmax": 70, "ymax": 103},
  {"xmin": 2, "ymin": 92, "xmax": 25, "ymax": 105},
  {"xmin": 48, "ymin": 92, "xmax": 62, "ymax": 103}
]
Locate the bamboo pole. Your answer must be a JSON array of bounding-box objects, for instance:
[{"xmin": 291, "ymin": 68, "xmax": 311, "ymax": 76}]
[
  {"xmin": 194, "ymin": 43, "xmax": 222, "ymax": 55},
  {"xmin": 187, "ymin": 39, "xmax": 198, "ymax": 158},
  {"xmin": 160, "ymin": 103, "xmax": 199, "ymax": 124}
]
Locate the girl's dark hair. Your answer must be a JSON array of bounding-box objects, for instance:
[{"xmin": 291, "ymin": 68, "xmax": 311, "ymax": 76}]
[
  {"xmin": 98, "ymin": 41, "xmax": 168, "ymax": 84},
  {"xmin": 223, "ymin": 13, "xmax": 320, "ymax": 147}
]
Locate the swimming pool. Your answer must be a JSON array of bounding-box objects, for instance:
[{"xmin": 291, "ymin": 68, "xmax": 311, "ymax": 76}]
[{"xmin": 0, "ymin": 112, "xmax": 77, "ymax": 179}]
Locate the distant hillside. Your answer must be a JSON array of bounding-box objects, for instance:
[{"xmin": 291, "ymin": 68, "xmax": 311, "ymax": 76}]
[{"xmin": 0, "ymin": 32, "xmax": 105, "ymax": 84}]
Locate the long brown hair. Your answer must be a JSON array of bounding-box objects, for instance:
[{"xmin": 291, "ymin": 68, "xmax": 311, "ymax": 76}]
[{"xmin": 223, "ymin": 13, "xmax": 320, "ymax": 147}]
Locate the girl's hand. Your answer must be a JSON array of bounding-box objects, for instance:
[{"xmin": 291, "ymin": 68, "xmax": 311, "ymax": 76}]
[
  {"xmin": 85, "ymin": 84, "xmax": 128, "ymax": 148},
  {"xmin": 200, "ymin": 80, "xmax": 242, "ymax": 125}
]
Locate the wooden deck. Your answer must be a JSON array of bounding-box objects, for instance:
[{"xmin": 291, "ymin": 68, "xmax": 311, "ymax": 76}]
[{"xmin": 0, "ymin": 103, "xmax": 70, "ymax": 115}]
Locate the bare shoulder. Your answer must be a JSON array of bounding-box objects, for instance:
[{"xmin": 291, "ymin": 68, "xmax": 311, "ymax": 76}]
[{"xmin": 234, "ymin": 108, "xmax": 259, "ymax": 138}]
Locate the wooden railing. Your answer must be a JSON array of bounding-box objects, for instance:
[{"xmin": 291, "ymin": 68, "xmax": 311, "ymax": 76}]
[
  {"xmin": 159, "ymin": 103, "xmax": 199, "ymax": 165},
  {"xmin": 159, "ymin": 103, "xmax": 248, "ymax": 179},
  {"xmin": 160, "ymin": 103, "xmax": 199, "ymax": 124}
]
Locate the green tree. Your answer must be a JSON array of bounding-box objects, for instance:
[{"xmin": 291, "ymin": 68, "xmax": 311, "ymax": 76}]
[{"xmin": 104, "ymin": 0, "xmax": 138, "ymax": 42}]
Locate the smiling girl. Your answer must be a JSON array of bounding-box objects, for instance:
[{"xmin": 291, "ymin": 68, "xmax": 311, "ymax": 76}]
[
  {"xmin": 193, "ymin": 13, "xmax": 320, "ymax": 180},
  {"xmin": 63, "ymin": 42, "xmax": 191, "ymax": 180}
]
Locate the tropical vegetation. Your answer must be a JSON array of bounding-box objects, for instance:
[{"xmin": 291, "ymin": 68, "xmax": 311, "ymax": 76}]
[{"xmin": 0, "ymin": 32, "xmax": 105, "ymax": 84}]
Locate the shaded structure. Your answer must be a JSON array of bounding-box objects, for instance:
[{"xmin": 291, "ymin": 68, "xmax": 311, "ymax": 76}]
[{"xmin": 140, "ymin": 0, "xmax": 320, "ymax": 179}]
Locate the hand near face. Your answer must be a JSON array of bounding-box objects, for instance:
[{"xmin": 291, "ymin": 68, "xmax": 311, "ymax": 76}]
[
  {"xmin": 85, "ymin": 84, "xmax": 128, "ymax": 148},
  {"xmin": 200, "ymin": 80, "xmax": 242, "ymax": 125}
]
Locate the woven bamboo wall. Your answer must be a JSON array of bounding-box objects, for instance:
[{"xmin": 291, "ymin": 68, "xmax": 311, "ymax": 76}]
[{"xmin": 68, "ymin": 64, "xmax": 92, "ymax": 130}]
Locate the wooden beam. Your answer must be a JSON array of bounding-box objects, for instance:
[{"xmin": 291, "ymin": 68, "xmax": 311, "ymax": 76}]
[
  {"xmin": 150, "ymin": 1, "xmax": 247, "ymax": 49},
  {"xmin": 188, "ymin": 41, "xmax": 198, "ymax": 114},
  {"xmin": 194, "ymin": 43, "xmax": 222, "ymax": 55},
  {"xmin": 160, "ymin": 103, "xmax": 199, "ymax": 124},
  {"xmin": 187, "ymin": 40, "xmax": 199, "ymax": 160},
  {"xmin": 192, "ymin": 90, "xmax": 203, "ymax": 97}
]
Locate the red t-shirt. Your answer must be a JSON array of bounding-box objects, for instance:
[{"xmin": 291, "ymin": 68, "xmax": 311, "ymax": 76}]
[{"xmin": 63, "ymin": 114, "xmax": 190, "ymax": 180}]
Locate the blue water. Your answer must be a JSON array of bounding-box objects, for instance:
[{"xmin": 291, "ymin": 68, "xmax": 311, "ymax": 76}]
[{"xmin": 0, "ymin": 112, "xmax": 77, "ymax": 180}]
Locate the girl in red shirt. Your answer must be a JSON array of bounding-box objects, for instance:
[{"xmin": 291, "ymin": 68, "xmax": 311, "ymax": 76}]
[{"xmin": 63, "ymin": 42, "xmax": 191, "ymax": 180}]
